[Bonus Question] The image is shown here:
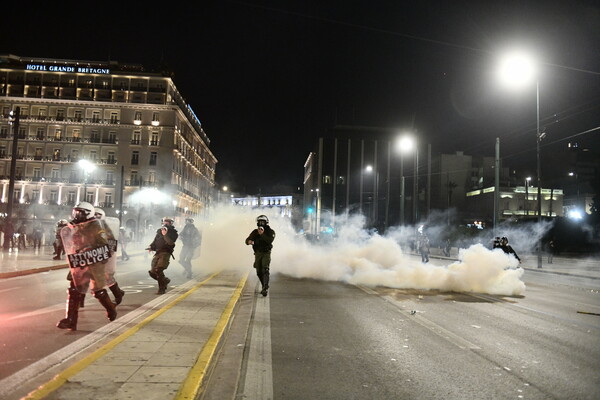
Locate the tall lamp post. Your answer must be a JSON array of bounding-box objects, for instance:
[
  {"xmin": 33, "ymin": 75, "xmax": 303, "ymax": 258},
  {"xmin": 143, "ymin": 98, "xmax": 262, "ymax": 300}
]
[
  {"xmin": 498, "ymin": 50, "xmax": 544, "ymax": 268},
  {"xmin": 78, "ymin": 159, "xmax": 96, "ymax": 204},
  {"xmin": 396, "ymin": 135, "xmax": 415, "ymax": 226}
]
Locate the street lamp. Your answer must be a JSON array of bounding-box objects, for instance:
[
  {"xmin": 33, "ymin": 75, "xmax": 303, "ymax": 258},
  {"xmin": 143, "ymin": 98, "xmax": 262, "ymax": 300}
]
[
  {"xmin": 525, "ymin": 176, "xmax": 532, "ymax": 215},
  {"xmin": 498, "ymin": 50, "xmax": 543, "ymax": 268},
  {"xmin": 396, "ymin": 135, "xmax": 416, "ymax": 226},
  {"xmin": 78, "ymin": 159, "xmax": 96, "ymax": 204}
]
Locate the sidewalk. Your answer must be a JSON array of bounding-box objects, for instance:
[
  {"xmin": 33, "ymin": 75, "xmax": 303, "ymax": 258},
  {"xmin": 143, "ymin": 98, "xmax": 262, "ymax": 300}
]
[{"xmin": 0, "ymin": 266, "xmax": 251, "ymax": 400}]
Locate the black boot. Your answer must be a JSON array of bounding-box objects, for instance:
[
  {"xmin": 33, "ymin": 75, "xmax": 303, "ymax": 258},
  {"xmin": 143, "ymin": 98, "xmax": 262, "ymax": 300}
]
[
  {"xmin": 80, "ymin": 293, "xmax": 85, "ymax": 308},
  {"xmin": 57, "ymin": 286, "xmax": 81, "ymax": 330},
  {"xmin": 261, "ymin": 269, "xmax": 270, "ymax": 296},
  {"xmin": 157, "ymin": 272, "xmax": 170, "ymax": 294},
  {"xmin": 109, "ymin": 282, "xmax": 125, "ymax": 305},
  {"xmin": 94, "ymin": 289, "xmax": 117, "ymax": 321}
]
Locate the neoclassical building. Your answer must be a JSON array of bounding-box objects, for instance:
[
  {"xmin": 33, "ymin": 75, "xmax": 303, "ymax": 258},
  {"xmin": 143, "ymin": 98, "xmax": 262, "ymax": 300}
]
[{"xmin": 0, "ymin": 54, "xmax": 216, "ymax": 238}]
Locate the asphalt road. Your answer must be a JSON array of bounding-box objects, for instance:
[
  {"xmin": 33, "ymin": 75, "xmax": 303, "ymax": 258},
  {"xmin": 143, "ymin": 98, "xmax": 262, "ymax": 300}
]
[
  {"xmin": 1, "ymin": 255, "xmax": 599, "ymax": 399},
  {"xmin": 208, "ymin": 257, "xmax": 600, "ymax": 400}
]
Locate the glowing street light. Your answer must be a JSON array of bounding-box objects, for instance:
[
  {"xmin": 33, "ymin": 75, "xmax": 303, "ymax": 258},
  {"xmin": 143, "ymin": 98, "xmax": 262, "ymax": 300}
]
[
  {"xmin": 396, "ymin": 134, "xmax": 416, "ymax": 226},
  {"xmin": 498, "ymin": 50, "xmax": 543, "ymax": 268}
]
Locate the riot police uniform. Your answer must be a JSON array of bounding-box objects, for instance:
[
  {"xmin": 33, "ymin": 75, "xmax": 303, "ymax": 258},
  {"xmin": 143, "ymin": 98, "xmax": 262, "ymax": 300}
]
[
  {"xmin": 56, "ymin": 202, "xmax": 117, "ymax": 331},
  {"xmin": 148, "ymin": 217, "xmax": 178, "ymax": 294},
  {"xmin": 245, "ymin": 215, "xmax": 276, "ymax": 296}
]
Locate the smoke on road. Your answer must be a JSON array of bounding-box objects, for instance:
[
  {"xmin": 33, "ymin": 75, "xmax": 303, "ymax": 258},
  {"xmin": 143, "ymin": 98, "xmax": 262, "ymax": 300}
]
[{"xmin": 195, "ymin": 205, "xmax": 529, "ymax": 296}]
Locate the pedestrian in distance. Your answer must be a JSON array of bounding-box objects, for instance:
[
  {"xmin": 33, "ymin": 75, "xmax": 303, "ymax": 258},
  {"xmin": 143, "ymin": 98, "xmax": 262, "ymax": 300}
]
[
  {"xmin": 417, "ymin": 234, "xmax": 430, "ymax": 263},
  {"xmin": 2, "ymin": 218, "xmax": 15, "ymax": 251},
  {"xmin": 500, "ymin": 236, "xmax": 521, "ymax": 263},
  {"xmin": 178, "ymin": 217, "xmax": 202, "ymax": 279},
  {"xmin": 147, "ymin": 217, "xmax": 178, "ymax": 294},
  {"xmin": 119, "ymin": 227, "xmax": 130, "ymax": 261},
  {"xmin": 17, "ymin": 222, "xmax": 27, "ymax": 249},
  {"xmin": 53, "ymin": 219, "xmax": 68, "ymax": 260},
  {"xmin": 547, "ymin": 238, "xmax": 556, "ymax": 264},
  {"xmin": 56, "ymin": 202, "xmax": 117, "ymax": 331},
  {"xmin": 245, "ymin": 215, "xmax": 276, "ymax": 297},
  {"xmin": 32, "ymin": 222, "xmax": 43, "ymax": 250}
]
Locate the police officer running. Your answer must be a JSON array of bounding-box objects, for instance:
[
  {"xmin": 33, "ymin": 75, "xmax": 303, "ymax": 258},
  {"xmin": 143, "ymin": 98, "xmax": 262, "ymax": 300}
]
[
  {"xmin": 178, "ymin": 217, "xmax": 202, "ymax": 279},
  {"xmin": 147, "ymin": 217, "xmax": 178, "ymax": 294},
  {"xmin": 56, "ymin": 202, "xmax": 117, "ymax": 331},
  {"xmin": 245, "ymin": 215, "xmax": 276, "ymax": 297}
]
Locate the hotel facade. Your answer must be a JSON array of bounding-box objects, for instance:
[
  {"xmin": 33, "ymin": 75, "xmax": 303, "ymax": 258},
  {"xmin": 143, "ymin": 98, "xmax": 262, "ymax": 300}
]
[{"xmin": 0, "ymin": 54, "xmax": 216, "ymax": 239}]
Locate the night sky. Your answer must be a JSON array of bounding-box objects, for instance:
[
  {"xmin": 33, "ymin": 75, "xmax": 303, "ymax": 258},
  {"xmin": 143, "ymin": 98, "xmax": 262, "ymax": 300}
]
[{"xmin": 1, "ymin": 0, "xmax": 599, "ymax": 195}]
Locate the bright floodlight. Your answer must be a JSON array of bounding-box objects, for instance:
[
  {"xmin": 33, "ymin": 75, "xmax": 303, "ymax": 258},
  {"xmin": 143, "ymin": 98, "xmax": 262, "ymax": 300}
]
[
  {"xmin": 78, "ymin": 159, "xmax": 96, "ymax": 173},
  {"xmin": 568, "ymin": 209, "xmax": 583, "ymax": 220},
  {"xmin": 498, "ymin": 51, "xmax": 536, "ymax": 89},
  {"xmin": 397, "ymin": 135, "xmax": 414, "ymax": 153},
  {"xmin": 365, "ymin": 165, "xmax": 373, "ymax": 172}
]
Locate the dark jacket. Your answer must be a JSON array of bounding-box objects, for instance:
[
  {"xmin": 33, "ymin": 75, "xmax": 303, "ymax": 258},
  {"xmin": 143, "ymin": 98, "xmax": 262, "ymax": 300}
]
[
  {"xmin": 149, "ymin": 225, "xmax": 178, "ymax": 253},
  {"xmin": 245, "ymin": 226, "xmax": 275, "ymax": 253},
  {"xmin": 501, "ymin": 244, "xmax": 520, "ymax": 262},
  {"xmin": 180, "ymin": 223, "xmax": 201, "ymax": 248}
]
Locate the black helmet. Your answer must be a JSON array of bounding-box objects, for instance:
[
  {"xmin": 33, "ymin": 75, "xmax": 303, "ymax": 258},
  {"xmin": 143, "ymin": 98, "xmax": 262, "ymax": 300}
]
[
  {"xmin": 72, "ymin": 202, "xmax": 94, "ymax": 223},
  {"xmin": 256, "ymin": 215, "xmax": 269, "ymax": 226}
]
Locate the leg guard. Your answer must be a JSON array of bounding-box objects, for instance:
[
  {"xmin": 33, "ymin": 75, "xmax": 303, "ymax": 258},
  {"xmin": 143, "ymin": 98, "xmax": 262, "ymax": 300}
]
[
  {"xmin": 148, "ymin": 270, "xmax": 158, "ymax": 280},
  {"xmin": 109, "ymin": 282, "xmax": 125, "ymax": 305},
  {"xmin": 57, "ymin": 286, "xmax": 81, "ymax": 330},
  {"xmin": 94, "ymin": 289, "xmax": 117, "ymax": 321}
]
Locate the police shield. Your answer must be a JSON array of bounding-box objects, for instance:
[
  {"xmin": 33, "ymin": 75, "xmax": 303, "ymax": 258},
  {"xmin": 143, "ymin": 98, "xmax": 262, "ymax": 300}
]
[
  {"xmin": 99, "ymin": 216, "xmax": 120, "ymax": 286},
  {"xmin": 60, "ymin": 219, "xmax": 111, "ymax": 294}
]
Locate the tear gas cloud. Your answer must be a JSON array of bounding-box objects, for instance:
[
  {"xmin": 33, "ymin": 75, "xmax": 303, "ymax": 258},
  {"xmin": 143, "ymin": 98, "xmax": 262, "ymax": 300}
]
[{"xmin": 192, "ymin": 205, "xmax": 553, "ymax": 296}]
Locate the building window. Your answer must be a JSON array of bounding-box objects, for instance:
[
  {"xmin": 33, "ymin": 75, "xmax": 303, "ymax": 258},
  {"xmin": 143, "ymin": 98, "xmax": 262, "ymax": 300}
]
[
  {"xmin": 107, "ymin": 151, "xmax": 115, "ymax": 164},
  {"xmin": 131, "ymin": 151, "xmax": 139, "ymax": 165},
  {"xmin": 130, "ymin": 171, "xmax": 139, "ymax": 185},
  {"xmin": 110, "ymin": 112, "xmax": 118, "ymax": 123},
  {"xmin": 54, "ymin": 128, "xmax": 62, "ymax": 140},
  {"xmin": 151, "ymin": 132, "xmax": 159, "ymax": 146},
  {"xmin": 151, "ymin": 112, "xmax": 160, "ymax": 126},
  {"xmin": 337, "ymin": 176, "xmax": 345, "ymax": 185},
  {"xmin": 108, "ymin": 131, "xmax": 116, "ymax": 143},
  {"xmin": 92, "ymin": 111, "xmax": 100, "ymax": 123},
  {"xmin": 50, "ymin": 190, "xmax": 58, "ymax": 202},
  {"xmin": 104, "ymin": 192, "xmax": 112, "ymax": 207},
  {"xmin": 132, "ymin": 131, "xmax": 141, "ymax": 145},
  {"xmin": 74, "ymin": 110, "xmax": 83, "ymax": 121},
  {"xmin": 89, "ymin": 150, "xmax": 97, "ymax": 161},
  {"xmin": 33, "ymin": 167, "xmax": 41, "ymax": 178},
  {"xmin": 134, "ymin": 111, "xmax": 142, "ymax": 125},
  {"xmin": 85, "ymin": 191, "xmax": 94, "ymax": 203},
  {"xmin": 68, "ymin": 191, "xmax": 76, "ymax": 204},
  {"xmin": 149, "ymin": 152, "xmax": 157, "ymax": 165},
  {"xmin": 51, "ymin": 168, "xmax": 59, "ymax": 179},
  {"xmin": 72, "ymin": 129, "xmax": 81, "ymax": 141},
  {"xmin": 36, "ymin": 127, "xmax": 45, "ymax": 140}
]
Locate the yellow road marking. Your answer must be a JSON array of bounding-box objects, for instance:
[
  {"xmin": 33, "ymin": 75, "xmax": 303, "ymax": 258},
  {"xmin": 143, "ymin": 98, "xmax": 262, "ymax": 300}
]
[
  {"xmin": 176, "ymin": 272, "xmax": 249, "ymax": 400},
  {"xmin": 24, "ymin": 272, "xmax": 222, "ymax": 400}
]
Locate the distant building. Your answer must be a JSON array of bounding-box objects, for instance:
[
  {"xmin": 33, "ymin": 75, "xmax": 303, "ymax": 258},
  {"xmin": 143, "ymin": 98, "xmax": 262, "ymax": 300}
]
[{"xmin": 0, "ymin": 54, "xmax": 216, "ymax": 237}]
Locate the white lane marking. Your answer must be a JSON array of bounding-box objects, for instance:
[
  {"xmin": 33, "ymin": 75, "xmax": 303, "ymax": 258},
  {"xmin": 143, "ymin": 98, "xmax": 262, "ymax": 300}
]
[
  {"xmin": 356, "ymin": 284, "xmax": 481, "ymax": 350},
  {"xmin": 241, "ymin": 282, "xmax": 274, "ymax": 400},
  {"xmin": 0, "ymin": 287, "xmax": 20, "ymax": 294},
  {"xmin": 6, "ymin": 303, "xmax": 65, "ymax": 321}
]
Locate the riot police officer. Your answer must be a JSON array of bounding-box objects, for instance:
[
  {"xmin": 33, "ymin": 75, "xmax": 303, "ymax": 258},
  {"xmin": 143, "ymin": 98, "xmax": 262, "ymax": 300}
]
[
  {"xmin": 245, "ymin": 215, "xmax": 276, "ymax": 296},
  {"xmin": 56, "ymin": 202, "xmax": 117, "ymax": 331},
  {"xmin": 147, "ymin": 217, "xmax": 178, "ymax": 294}
]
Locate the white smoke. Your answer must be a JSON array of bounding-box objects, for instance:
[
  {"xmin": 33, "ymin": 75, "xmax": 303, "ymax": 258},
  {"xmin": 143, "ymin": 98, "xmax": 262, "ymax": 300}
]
[{"xmin": 194, "ymin": 205, "xmax": 526, "ymax": 296}]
